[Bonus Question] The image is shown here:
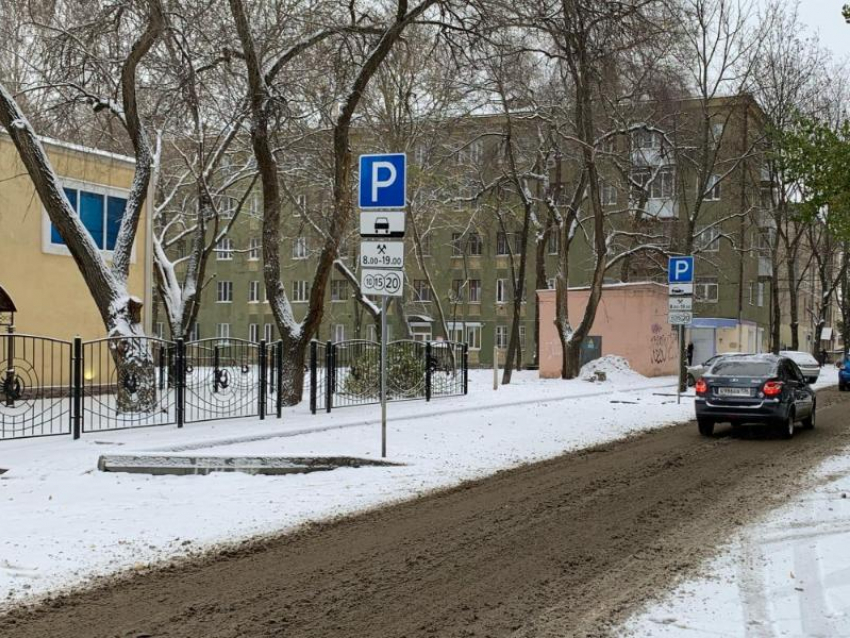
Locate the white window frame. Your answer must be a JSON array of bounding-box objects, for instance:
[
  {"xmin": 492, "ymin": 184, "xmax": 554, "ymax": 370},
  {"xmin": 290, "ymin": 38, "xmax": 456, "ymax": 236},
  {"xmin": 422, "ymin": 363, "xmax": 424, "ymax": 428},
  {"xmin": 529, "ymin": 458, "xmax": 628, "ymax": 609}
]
[
  {"xmin": 216, "ymin": 280, "xmax": 233, "ymax": 303},
  {"xmin": 547, "ymin": 278, "xmax": 556, "ymax": 290},
  {"xmin": 248, "ymin": 280, "xmax": 260, "ymax": 303},
  {"xmin": 413, "ymin": 280, "xmax": 432, "ymax": 303},
  {"xmin": 248, "ymin": 323, "xmax": 259, "ymax": 343},
  {"xmin": 695, "ymin": 226, "xmax": 720, "ymax": 252},
  {"xmin": 330, "ymin": 280, "xmax": 347, "ymax": 302},
  {"xmin": 292, "ymin": 236, "xmax": 309, "ymax": 260},
  {"xmin": 468, "ymin": 279, "xmax": 481, "ymax": 304},
  {"xmin": 216, "ymin": 322, "xmax": 230, "ymax": 342},
  {"xmin": 264, "ymin": 323, "xmax": 274, "ymax": 342},
  {"xmin": 601, "ymin": 182, "xmax": 618, "ymax": 205},
  {"xmin": 292, "ymin": 280, "xmax": 309, "ymax": 303},
  {"xmin": 704, "ymin": 174, "xmax": 721, "ymax": 201},
  {"xmin": 248, "ymin": 237, "xmax": 260, "ymax": 261},
  {"xmin": 495, "ymin": 325, "xmax": 508, "ymax": 349},
  {"xmin": 334, "ymin": 324, "xmax": 346, "ymax": 342},
  {"xmin": 496, "ymin": 279, "xmax": 508, "ymax": 304},
  {"xmin": 216, "ymin": 237, "xmax": 234, "ymax": 260},
  {"xmin": 757, "ymin": 281, "xmax": 765, "ymax": 307},
  {"xmin": 695, "ymin": 279, "xmax": 719, "ymax": 303}
]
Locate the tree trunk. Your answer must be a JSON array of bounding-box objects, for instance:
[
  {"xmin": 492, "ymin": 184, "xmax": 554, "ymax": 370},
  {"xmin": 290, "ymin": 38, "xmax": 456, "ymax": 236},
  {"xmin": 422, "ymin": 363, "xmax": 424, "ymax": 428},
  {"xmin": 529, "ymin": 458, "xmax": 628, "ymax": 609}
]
[{"xmin": 787, "ymin": 254, "xmax": 800, "ymax": 350}]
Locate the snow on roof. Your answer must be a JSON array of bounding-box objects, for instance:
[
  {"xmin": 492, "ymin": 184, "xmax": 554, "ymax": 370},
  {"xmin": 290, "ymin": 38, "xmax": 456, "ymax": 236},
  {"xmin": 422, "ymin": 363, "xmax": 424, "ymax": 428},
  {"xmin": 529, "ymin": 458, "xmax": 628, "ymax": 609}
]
[{"xmin": 0, "ymin": 130, "xmax": 136, "ymax": 165}]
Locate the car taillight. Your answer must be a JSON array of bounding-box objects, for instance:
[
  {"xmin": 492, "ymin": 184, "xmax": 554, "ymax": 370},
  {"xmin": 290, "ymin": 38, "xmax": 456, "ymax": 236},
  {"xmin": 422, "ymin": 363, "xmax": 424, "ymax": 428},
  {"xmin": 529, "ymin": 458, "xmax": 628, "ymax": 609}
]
[
  {"xmin": 763, "ymin": 380, "xmax": 784, "ymax": 397},
  {"xmin": 695, "ymin": 378, "xmax": 708, "ymax": 396}
]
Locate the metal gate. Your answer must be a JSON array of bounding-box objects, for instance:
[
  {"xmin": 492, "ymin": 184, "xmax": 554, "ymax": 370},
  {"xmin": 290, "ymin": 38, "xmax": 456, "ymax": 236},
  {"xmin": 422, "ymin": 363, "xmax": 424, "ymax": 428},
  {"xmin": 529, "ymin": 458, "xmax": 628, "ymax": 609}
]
[{"xmin": 0, "ymin": 333, "xmax": 73, "ymax": 440}]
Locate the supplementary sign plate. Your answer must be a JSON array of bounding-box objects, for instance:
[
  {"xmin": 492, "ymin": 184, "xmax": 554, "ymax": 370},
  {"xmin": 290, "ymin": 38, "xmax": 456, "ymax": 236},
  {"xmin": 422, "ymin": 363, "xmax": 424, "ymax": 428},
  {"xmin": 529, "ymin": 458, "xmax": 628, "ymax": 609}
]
[
  {"xmin": 361, "ymin": 211, "xmax": 405, "ymax": 238},
  {"xmin": 669, "ymin": 283, "xmax": 693, "ymax": 296},
  {"xmin": 668, "ymin": 311, "xmax": 693, "ymax": 326},
  {"xmin": 668, "ymin": 296, "xmax": 693, "ymax": 311},
  {"xmin": 360, "ymin": 241, "xmax": 404, "ymax": 269},
  {"xmin": 361, "ymin": 269, "xmax": 404, "ymax": 297}
]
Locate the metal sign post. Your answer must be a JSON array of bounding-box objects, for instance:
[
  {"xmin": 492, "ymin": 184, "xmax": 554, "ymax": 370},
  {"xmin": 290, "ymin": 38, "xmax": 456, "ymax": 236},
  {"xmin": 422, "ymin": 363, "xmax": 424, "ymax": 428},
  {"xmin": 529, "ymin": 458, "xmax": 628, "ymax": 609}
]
[
  {"xmin": 381, "ymin": 296, "xmax": 388, "ymax": 457},
  {"xmin": 358, "ymin": 152, "xmax": 407, "ymax": 458},
  {"xmin": 668, "ymin": 256, "xmax": 695, "ymax": 402}
]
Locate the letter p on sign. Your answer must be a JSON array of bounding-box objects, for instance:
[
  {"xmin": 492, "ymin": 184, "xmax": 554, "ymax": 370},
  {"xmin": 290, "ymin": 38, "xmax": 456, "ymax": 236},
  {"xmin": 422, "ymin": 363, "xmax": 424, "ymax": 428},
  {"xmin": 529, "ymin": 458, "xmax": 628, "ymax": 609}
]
[
  {"xmin": 668, "ymin": 256, "xmax": 694, "ymax": 284},
  {"xmin": 359, "ymin": 153, "xmax": 406, "ymax": 209}
]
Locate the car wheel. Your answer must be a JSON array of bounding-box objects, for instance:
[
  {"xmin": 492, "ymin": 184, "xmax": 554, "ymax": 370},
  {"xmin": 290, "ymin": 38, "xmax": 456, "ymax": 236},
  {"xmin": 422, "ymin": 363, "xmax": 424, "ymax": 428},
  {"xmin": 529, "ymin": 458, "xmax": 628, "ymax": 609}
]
[
  {"xmin": 840, "ymin": 383, "xmax": 847, "ymax": 392},
  {"xmin": 802, "ymin": 403, "xmax": 816, "ymax": 430},
  {"xmin": 779, "ymin": 411, "xmax": 795, "ymax": 440},
  {"xmin": 808, "ymin": 377, "xmax": 817, "ymax": 384},
  {"xmin": 698, "ymin": 419, "xmax": 714, "ymax": 437},
  {"xmin": 687, "ymin": 374, "xmax": 696, "ymax": 388}
]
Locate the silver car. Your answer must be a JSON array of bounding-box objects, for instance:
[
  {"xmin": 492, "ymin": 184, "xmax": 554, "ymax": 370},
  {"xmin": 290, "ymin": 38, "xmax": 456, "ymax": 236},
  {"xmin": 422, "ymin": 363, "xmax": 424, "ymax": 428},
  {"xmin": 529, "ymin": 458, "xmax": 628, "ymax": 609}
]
[{"xmin": 779, "ymin": 350, "xmax": 820, "ymax": 383}]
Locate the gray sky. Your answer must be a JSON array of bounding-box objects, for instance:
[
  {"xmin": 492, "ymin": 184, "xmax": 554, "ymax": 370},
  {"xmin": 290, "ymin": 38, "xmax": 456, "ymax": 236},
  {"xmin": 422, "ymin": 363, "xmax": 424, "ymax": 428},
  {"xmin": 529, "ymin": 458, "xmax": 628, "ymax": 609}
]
[{"xmin": 795, "ymin": 0, "xmax": 849, "ymax": 60}]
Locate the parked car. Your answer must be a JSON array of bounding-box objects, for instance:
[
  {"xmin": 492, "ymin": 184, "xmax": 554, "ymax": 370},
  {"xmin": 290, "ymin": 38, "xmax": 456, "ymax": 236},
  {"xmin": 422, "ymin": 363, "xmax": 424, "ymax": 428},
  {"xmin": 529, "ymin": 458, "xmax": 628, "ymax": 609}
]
[
  {"xmin": 694, "ymin": 354, "xmax": 815, "ymax": 439},
  {"xmin": 686, "ymin": 352, "xmax": 750, "ymax": 387},
  {"xmin": 779, "ymin": 350, "xmax": 820, "ymax": 384},
  {"xmin": 838, "ymin": 355, "xmax": 850, "ymax": 391}
]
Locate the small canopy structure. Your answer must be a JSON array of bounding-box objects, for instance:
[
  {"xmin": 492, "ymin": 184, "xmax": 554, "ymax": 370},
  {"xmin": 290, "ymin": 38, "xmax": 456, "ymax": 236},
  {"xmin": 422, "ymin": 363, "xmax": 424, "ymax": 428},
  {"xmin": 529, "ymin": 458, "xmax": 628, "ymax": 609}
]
[{"xmin": 0, "ymin": 284, "xmax": 16, "ymax": 328}]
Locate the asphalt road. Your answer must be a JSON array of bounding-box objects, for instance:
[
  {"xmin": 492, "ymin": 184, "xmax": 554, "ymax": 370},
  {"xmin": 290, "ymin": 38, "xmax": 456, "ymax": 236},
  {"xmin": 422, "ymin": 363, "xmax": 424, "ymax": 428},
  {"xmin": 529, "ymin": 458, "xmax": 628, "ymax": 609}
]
[{"xmin": 3, "ymin": 387, "xmax": 849, "ymax": 638}]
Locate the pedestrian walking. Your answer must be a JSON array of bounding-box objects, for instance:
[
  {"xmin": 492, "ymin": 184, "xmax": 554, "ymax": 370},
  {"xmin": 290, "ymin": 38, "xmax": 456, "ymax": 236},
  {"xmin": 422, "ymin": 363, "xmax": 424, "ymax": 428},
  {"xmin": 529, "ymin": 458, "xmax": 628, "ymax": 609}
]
[{"xmin": 686, "ymin": 342, "xmax": 694, "ymax": 366}]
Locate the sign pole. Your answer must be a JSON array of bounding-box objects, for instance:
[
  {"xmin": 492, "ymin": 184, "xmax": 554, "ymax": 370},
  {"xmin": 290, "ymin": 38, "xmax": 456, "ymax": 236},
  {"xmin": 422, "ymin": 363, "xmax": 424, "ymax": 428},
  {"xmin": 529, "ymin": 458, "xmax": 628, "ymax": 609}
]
[
  {"xmin": 677, "ymin": 324, "xmax": 682, "ymax": 405},
  {"xmin": 381, "ymin": 295, "xmax": 388, "ymax": 458}
]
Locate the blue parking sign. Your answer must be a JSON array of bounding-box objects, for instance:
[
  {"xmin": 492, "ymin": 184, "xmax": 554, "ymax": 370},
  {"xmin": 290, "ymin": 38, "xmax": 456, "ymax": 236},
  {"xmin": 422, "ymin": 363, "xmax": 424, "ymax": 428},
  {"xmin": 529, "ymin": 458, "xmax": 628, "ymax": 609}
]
[
  {"xmin": 359, "ymin": 154, "xmax": 406, "ymax": 209},
  {"xmin": 668, "ymin": 256, "xmax": 694, "ymax": 284}
]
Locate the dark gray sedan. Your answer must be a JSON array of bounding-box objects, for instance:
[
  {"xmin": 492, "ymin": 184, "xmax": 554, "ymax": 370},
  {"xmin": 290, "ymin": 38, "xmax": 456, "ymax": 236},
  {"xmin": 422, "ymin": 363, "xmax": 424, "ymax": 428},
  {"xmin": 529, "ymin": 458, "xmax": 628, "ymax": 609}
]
[{"xmin": 694, "ymin": 354, "xmax": 816, "ymax": 439}]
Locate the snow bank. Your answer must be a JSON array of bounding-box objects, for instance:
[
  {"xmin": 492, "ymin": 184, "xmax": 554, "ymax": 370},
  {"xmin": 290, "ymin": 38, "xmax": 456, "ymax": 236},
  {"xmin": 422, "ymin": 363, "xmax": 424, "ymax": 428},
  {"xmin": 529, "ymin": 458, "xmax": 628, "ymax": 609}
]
[{"xmin": 580, "ymin": 355, "xmax": 645, "ymax": 383}]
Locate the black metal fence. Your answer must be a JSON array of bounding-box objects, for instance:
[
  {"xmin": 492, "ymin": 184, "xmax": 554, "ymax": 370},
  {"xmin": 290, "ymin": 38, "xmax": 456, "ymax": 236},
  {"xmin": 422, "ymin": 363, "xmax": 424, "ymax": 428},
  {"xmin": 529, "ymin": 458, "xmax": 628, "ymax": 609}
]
[
  {"xmin": 0, "ymin": 334, "xmax": 282, "ymax": 442},
  {"xmin": 309, "ymin": 339, "xmax": 468, "ymax": 414}
]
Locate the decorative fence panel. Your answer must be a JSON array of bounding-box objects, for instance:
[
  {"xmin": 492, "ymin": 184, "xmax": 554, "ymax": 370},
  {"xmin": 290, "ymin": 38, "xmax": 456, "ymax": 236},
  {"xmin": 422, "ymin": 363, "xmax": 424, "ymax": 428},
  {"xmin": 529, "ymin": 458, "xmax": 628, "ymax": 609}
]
[
  {"xmin": 309, "ymin": 339, "xmax": 468, "ymax": 414},
  {"xmin": 0, "ymin": 334, "xmax": 73, "ymax": 440},
  {"xmin": 81, "ymin": 336, "xmax": 177, "ymax": 433}
]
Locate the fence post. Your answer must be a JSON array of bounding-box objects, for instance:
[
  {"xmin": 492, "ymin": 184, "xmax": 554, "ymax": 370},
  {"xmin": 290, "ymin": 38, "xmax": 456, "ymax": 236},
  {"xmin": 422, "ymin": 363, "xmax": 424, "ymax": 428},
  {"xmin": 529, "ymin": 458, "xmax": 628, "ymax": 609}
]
[
  {"xmin": 463, "ymin": 343, "xmax": 469, "ymax": 395},
  {"xmin": 72, "ymin": 336, "xmax": 82, "ymax": 440},
  {"xmin": 176, "ymin": 338, "xmax": 185, "ymax": 428},
  {"xmin": 310, "ymin": 340, "xmax": 317, "ymax": 415},
  {"xmin": 158, "ymin": 345, "xmax": 165, "ymax": 391},
  {"xmin": 213, "ymin": 344, "xmax": 220, "ymax": 394},
  {"xmin": 325, "ymin": 340, "xmax": 333, "ymax": 413},
  {"xmin": 425, "ymin": 341, "xmax": 432, "ymax": 402},
  {"xmin": 276, "ymin": 341, "xmax": 283, "ymax": 419},
  {"xmin": 258, "ymin": 340, "xmax": 267, "ymax": 420}
]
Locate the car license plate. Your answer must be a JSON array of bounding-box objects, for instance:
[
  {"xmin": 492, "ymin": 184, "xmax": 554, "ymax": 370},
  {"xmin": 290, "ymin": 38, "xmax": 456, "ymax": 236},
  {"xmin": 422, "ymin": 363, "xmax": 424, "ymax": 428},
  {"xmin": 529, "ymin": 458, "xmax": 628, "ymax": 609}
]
[{"xmin": 717, "ymin": 387, "xmax": 752, "ymax": 397}]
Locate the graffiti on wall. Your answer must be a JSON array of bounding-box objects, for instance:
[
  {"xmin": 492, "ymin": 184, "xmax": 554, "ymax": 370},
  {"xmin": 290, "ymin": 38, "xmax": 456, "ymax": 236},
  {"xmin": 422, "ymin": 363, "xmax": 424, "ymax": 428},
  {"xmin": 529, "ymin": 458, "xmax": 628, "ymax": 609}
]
[{"xmin": 650, "ymin": 323, "xmax": 677, "ymax": 365}]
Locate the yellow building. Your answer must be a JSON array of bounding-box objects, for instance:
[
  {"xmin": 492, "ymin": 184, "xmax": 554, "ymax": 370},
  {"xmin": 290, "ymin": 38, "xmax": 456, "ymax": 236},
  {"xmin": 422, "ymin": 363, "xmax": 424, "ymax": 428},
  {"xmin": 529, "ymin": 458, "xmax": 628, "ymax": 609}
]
[{"xmin": 0, "ymin": 133, "xmax": 152, "ymax": 340}]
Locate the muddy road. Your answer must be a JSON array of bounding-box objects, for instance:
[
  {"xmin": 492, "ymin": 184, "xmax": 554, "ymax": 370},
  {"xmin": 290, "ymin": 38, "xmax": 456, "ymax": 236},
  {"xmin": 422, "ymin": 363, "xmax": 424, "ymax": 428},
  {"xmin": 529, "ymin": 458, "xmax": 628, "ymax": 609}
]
[{"xmin": 3, "ymin": 388, "xmax": 850, "ymax": 638}]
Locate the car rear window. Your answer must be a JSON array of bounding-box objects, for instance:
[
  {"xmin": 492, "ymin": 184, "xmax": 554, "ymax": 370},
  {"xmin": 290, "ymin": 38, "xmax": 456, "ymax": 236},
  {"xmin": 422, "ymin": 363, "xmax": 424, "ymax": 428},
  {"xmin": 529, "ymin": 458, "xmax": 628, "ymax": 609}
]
[{"xmin": 709, "ymin": 360, "xmax": 776, "ymax": 376}]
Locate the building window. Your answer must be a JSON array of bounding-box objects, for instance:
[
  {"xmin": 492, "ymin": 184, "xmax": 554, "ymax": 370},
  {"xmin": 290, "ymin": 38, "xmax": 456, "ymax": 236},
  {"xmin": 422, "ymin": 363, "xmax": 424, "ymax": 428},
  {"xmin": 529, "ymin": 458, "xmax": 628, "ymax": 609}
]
[
  {"xmin": 453, "ymin": 232, "xmax": 482, "ymax": 256},
  {"xmin": 367, "ymin": 324, "xmax": 377, "ymax": 341},
  {"xmin": 334, "ymin": 324, "xmax": 346, "ymax": 342},
  {"xmin": 449, "ymin": 324, "xmax": 481, "ymax": 350},
  {"xmin": 601, "ymin": 182, "xmax": 618, "ymax": 205},
  {"xmin": 547, "ymin": 278, "xmax": 556, "ymax": 290},
  {"xmin": 292, "ymin": 280, "xmax": 309, "ymax": 302},
  {"xmin": 548, "ymin": 231, "xmax": 560, "ymax": 255},
  {"xmin": 496, "ymin": 325, "xmax": 508, "ymax": 349},
  {"xmin": 451, "ymin": 279, "xmax": 465, "ymax": 302},
  {"xmin": 695, "ymin": 277, "xmax": 718, "ymax": 303},
  {"xmin": 695, "ymin": 226, "xmax": 720, "ymax": 252},
  {"xmin": 650, "ymin": 167, "xmax": 674, "ymax": 199},
  {"xmin": 292, "ymin": 236, "xmax": 309, "ymax": 260},
  {"xmin": 249, "ymin": 194, "xmax": 260, "ymax": 217},
  {"xmin": 704, "ymin": 174, "xmax": 721, "ymax": 201},
  {"xmin": 749, "ymin": 282, "xmax": 755, "ymax": 306},
  {"xmin": 757, "ymin": 281, "xmax": 765, "ymax": 307},
  {"xmin": 496, "ymin": 278, "xmax": 508, "ymax": 304},
  {"xmin": 189, "ymin": 323, "xmax": 200, "ymax": 341},
  {"xmin": 451, "ymin": 233, "xmax": 463, "ymax": 257},
  {"xmin": 216, "ymin": 237, "xmax": 234, "ymax": 260},
  {"xmin": 419, "ymin": 233, "xmax": 431, "ymax": 256},
  {"xmin": 248, "ymin": 280, "xmax": 260, "ymax": 303},
  {"xmin": 330, "ymin": 280, "xmax": 348, "ymax": 302},
  {"xmin": 50, "ymin": 185, "xmax": 127, "ymax": 251},
  {"xmin": 248, "ymin": 237, "xmax": 260, "ymax": 261},
  {"xmin": 633, "ymin": 129, "xmax": 662, "ymax": 150},
  {"xmin": 413, "ymin": 280, "xmax": 432, "ymax": 302},
  {"xmin": 467, "ymin": 233, "xmax": 483, "ymax": 256},
  {"xmin": 155, "ymin": 322, "xmax": 165, "ymax": 339},
  {"xmin": 468, "ymin": 279, "xmax": 481, "ymax": 303},
  {"xmin": 264, "ymin": 323, "xmax": 274, "ymax": 342},
  {"xmin": 496, "ymin": 232, "xmax": 511, "ymax": 256},
  {"xmin": 248, "ymin": 323, "xmax": 259, "ymax": 342},
  {"xmin": 216, "ymin": 322, "xmax": 230, "ymax": 342},
  {"xmin": 411, "ymin": 325, "xmax": 432, "ymax": 342},
  {"xmin": 219, "ymin": 197, "xmax": 236, "ymax": 219},
  {"xmin": 519, "ymin": 325, "xmax": 526, "ymax": 346},
  {"xmin": 711, "ymin": 122, "xmax": 724, "ymax": 145},
  {"xmin": 217, "ymin": 280, "xmax": 233, "ymax": 303}
]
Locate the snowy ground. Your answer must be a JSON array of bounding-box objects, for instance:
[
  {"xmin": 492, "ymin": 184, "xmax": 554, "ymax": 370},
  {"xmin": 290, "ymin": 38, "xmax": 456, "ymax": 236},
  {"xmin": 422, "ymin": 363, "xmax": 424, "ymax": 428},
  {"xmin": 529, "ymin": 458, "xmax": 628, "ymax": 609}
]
[
  {"xmin": 0, "ymin": 365, "xmax": 691, "ymax": 608},
  {"xmin": 621, "ymin": 368, "xmax": 850, "ymax": 638}
]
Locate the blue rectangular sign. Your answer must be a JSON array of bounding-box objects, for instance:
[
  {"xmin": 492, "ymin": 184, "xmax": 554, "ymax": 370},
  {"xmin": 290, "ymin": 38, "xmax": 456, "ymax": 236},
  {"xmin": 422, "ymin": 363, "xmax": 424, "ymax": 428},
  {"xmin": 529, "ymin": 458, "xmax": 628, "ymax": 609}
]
[
  {"xmin": 359, "ymin": 153, "xmax": 407, "ymax": 209},
  {"xmin": 668, "ymin": 256, "xmax": 695, "ymax": 284}
]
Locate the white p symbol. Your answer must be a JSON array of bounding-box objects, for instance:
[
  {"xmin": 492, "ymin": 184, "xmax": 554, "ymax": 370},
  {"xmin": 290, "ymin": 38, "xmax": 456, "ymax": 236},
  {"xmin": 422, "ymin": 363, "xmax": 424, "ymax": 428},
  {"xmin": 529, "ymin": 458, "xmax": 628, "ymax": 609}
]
[
  {"xmin": 371, "ymin": 161, "xmax": 397, "ymax": 203},
  {"xmin": 675, "ymin": 260, "xmax": 689, "ymax": 279}
]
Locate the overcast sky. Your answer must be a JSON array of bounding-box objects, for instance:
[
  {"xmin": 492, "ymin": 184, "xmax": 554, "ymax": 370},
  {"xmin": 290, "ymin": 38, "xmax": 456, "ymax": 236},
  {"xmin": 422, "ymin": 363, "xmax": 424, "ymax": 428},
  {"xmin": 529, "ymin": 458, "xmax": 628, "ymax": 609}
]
[{"xmin": 792, "ymin": 0, "xmax": 849, "ymax": 60}]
